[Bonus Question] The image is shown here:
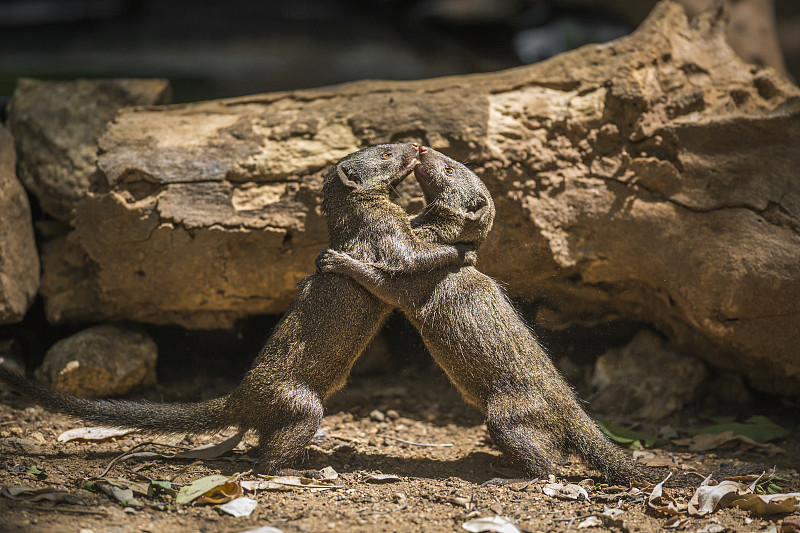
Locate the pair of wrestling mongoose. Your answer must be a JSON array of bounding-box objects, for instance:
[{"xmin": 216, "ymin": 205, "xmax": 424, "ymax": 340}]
[{"xmin": 0, "ymin": 142, "xmax": 638, "ymax": 483}]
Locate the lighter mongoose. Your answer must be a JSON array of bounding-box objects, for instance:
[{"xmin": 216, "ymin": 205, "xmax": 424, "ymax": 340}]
[
  {"xmin": 0, "ymin": 143, "xmax": 485, "ymax": 473},
  {"xmin": 317, "ymin": 148, "xmax": 638, "ymax": 484}
]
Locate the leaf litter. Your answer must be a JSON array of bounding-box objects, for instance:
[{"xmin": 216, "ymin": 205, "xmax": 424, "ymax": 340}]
[{"xmin": 1, "ymin": 372, "xmax": 797, "ymax": 532}]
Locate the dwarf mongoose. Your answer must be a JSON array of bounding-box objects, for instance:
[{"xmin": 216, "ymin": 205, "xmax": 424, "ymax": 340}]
[
  {"xmin": 0, "ymin": 143, "xmax": 484, "ymax": 473},
  {"xmin": 317, "ymin": 148, "xmax": 638, "ymax": 484}
]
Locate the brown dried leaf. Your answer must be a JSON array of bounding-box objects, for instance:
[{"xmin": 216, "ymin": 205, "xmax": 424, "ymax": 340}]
[
  {"xmin": 688, "ymin": 479, "xmax": 742, "ymax": 517},
  {"xmin": 673, "ymin": 431, "xmax": 786, "ymax": 453},
  {"xmin": 195, "ymin": 480, "xmax": 243, "ymax": 505},
  {"xmin": 727, "ymin": 493, "xmax": 799, "ymax": 515},
  {"xmin": 1, "ymin": 485, "xmax": 83, "ymax": 505},
  {"xmin": 176, "ymin": 431, "xmax": 244, "ymax": 460},
  {"xmin": 647, "ymin": 473, "xmax": 681, "ymax": 516}
]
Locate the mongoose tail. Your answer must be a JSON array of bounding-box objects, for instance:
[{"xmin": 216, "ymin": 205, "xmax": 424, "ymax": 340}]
[{"xmin": 0, "ymin": 364, "xmax": 234, "ymax": 435}]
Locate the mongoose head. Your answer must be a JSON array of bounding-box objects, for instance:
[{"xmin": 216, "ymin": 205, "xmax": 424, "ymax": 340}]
[
  {"xmin": 324, "ymin": 142, "xmax": 420, "ymax": 195},
  {"xmin": 413, "ymin": 147, "xmax": 495, "ymax": 248}
]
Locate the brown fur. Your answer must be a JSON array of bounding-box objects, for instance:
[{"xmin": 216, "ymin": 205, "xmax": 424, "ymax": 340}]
[
  {"xmin": 0, "ymin": 143, "xmax": 481, "ymax": 473},
  {"xmin": 317, "ymin": 148, "xmax": 639, "ymax": 484}
]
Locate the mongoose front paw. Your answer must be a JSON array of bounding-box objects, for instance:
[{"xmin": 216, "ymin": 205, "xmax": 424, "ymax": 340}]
[
  {"xmin": 455, "ymin": 244, "xmax": 478, "ymax": 266},
  {"xmin": 315, "ymin": 249, "xmax": 351, "ymax": 273},
  {"xmin": 315, "ymin": 249, "xmax": 335, "ymax": 272},
  {"xmin": 463, "ymin": 250, "xmax": 478, "ymax": 266}
]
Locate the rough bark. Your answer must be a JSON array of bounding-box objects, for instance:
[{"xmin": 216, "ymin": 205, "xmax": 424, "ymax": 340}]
[
  {"xmin": 21, "ymin": 1, "xmax": 800, "ymax": 394},
  {"xmin": 0, "ymin": 125, "xmax": 39, "ymax": 324}
]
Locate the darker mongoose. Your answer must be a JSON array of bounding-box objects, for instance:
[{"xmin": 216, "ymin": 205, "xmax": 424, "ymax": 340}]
[
  {"xmin": 317, "ymin": 148, "xmax": 638, "ymax": 484},
  {"xmin": 0, "ymin": 143, "xmax": 485, "ymax": 473}
]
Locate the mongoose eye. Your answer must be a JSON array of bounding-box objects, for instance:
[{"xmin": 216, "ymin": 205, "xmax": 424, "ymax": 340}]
[
  {"xmin": 444, "ymin": 166, "xmax": 454, "ymax": 176},
  {"xmin": 381, "ymin": 151, "xmax": 392, "ymax": 160}
]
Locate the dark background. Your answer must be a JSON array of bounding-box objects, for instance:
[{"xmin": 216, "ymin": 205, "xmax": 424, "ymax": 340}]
[{"xmin": 1, "ymin": 0, "xmax": 798, "ymax": 104}]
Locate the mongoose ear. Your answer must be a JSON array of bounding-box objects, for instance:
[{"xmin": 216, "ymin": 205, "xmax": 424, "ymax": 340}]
[
  {"xmin": 336, "ymin": 162, "xmax": 360, "ymax": 189},
  {"xmin": 464, "ymin": 195, "xmax": 489, "ymax": 221}
]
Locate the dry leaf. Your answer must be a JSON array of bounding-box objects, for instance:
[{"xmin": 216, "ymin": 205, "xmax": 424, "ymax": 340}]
[
  {"xmin": 727, "ymin": 493, "xmax": 799, "ymax": 515},
  {"xmin": 462, "ymin": 516, "xmax": 521, "ymax": 533},
  {"xmin": 177, "ymin": 431, "xmax": 244, "ymax": 460},
  {"xmin": 688, "ymin": 474, "xmax": 800, "ymax": 517},
  {"xmin": 176, "ymin": 474, "xmax": 231, "ymax": 504},
  {"xmin": 361, "ymin": 472, "xmax": 401, "ymax": 484},
  {"xmin": 542, "ymin": 482, "xmax": 589, "ymax": 501},
  {"xmin": 318, "ymin": 466, "xmax": 339, "ymax": 480},
  {"xmin": 57, "ymin": 427, "xmax": 134, "ymax": 442},
  {"xmin": 217, "ymin": 496, "xmax": 257, "ymax": 517},
  {"xmin": 1, "ymin": 485, "xmax": 82, "ymax": 504},
  {"xmin": 195, "ymin": 480, "xmax": 243, "ymax": 505},
  {"xmin": 663, "ymin": 516, "xmax": 690, "ymax": 529},
  {"xmin": 673, "ymin": 431, "xmax": 785, "ymax": 453},
  {"xmin": 688, "ymin": 479, "xmax": 742, "ymax": 517},
  {"xmin": 577, "ymin": 516, "xmax": 603, "ymax": 528},
  {"xmin": 647, "ymin": 473, "xmax": 681, "ymax": 516}
]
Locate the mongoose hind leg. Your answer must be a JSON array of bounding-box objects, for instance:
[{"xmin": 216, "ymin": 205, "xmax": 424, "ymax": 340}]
[
  {"xmin": 485, "ymin": 398, "xmax": 559, "ymax": 479},
  {"xmin": 250, "ymin": 386, "xmax": 324, "ymax": 475},
  {"xmin": 568, "ymin": 422, "xmax": 636, "ymax": 484}
]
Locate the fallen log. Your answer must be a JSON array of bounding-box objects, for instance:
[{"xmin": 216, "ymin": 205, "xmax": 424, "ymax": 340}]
[{"xmin": 12, "ymin": 1, "xmax": 799, "ymax": 394}]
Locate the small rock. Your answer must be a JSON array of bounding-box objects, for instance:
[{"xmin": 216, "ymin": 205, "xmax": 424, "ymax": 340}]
[
  {"xmin": 589, "ymin": 330, "xmax": 707, "ymax": 420},
  {"xmin": 29, "ymin": 431, "xmax": 47, "ymax": 444},
  {"xmin": 35, "ymin": 324, "xmax": 158, "ymax": 397},
  {"xmin": 369, "ymin": 409, "xmax": 386, "ymax": 422},
  {"xmin": 0, "ymin": 436, "xmax": 40, "ymax": 455},
  {"xmin": 385, "ymin": 409, "xmax": 400, "ymax": 420}
]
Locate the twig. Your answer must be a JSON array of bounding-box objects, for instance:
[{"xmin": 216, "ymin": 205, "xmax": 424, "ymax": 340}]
[
  {"xmin": 376, "ymin": 434, "xmax": 453, "ymax": 447},
  {"xmin": 95, "ymin": 440, "xmax": 192, "ymax": 478},
  {"xmin": 168, "ymin": 461, "xmax": 203, "ymax": 482},
  {"xmin": 97, "ymin": 441, "xmax": 154, "ymax": 478}
]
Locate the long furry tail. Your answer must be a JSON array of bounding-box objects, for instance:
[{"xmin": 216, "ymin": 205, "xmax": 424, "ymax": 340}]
[{"xmin": 0, "ymin": 365, "xmax": 235, "ymax": 435}]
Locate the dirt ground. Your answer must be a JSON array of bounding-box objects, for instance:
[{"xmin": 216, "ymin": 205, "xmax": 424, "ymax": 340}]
[{"xmin": 0, "ymin": 369, "xmax": 798, "ymax": 533}]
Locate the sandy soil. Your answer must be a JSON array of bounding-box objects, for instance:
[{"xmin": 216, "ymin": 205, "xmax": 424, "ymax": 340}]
[{"xmin": 0, "ymin": 370, "xmax": 797, "ymax": 533}]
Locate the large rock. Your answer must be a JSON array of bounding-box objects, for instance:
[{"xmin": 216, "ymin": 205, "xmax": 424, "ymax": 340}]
[
  {"xmin": 19, "ymin": 2, "xmax": 800, "ymax": 394},
  {"xmin": 0, "ymin": 125, "xmax": 39, "ymax": 324},
  {"xmin": 7, "ymin": 78, "xmax": 171, "ymax": 222}
]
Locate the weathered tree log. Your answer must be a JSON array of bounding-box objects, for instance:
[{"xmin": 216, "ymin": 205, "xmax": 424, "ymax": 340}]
[
  {"xmin": 17, "ymin": 1, "xmax": 800, "ymax": 394},
  {"xmin": 7, "ymin": 78, "xmax": 171, "ymax": 222},
  {"xmin": 0, "ymin": 125, "xmax": 39, "ymax": 324}
]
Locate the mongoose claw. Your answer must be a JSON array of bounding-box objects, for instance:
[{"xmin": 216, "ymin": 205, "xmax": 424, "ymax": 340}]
[
  {"xmin": 464, "ymin": 249, "xmax": 478, "ymax": 266},
  {"xmin": 454, "ymin": 244, "xmax": 478, "ymax": 266},
  {"xmin": 315, "ymin": 249, "xmax": 352, "ymax": 273}
]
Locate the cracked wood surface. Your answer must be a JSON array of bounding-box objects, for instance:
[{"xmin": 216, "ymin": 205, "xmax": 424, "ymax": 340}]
[{"xmin": 14, "ymin": 1, "xmax": 800, "ymax": 393}]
